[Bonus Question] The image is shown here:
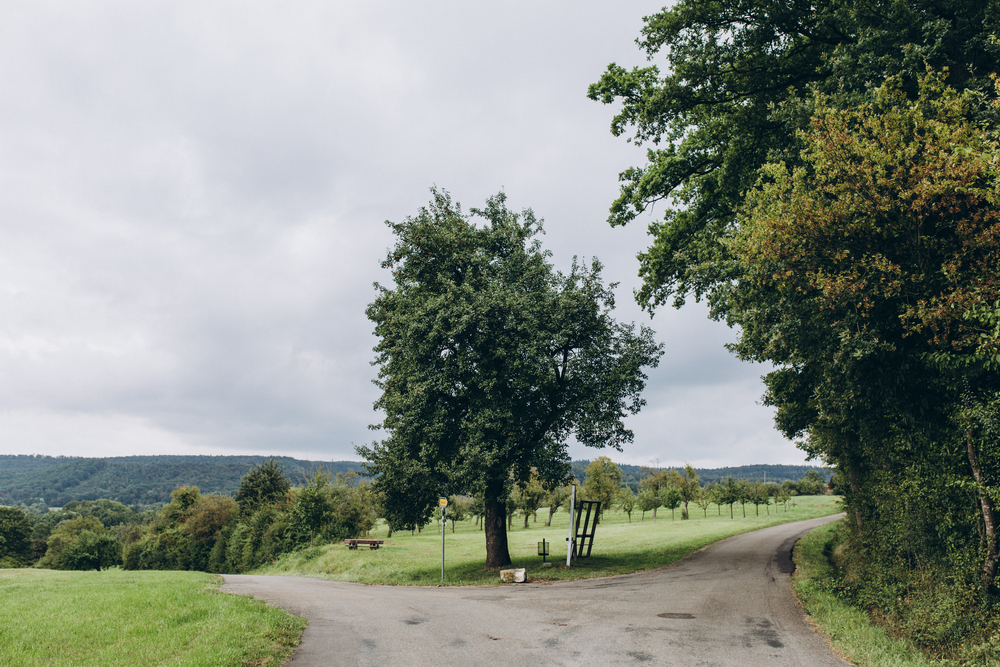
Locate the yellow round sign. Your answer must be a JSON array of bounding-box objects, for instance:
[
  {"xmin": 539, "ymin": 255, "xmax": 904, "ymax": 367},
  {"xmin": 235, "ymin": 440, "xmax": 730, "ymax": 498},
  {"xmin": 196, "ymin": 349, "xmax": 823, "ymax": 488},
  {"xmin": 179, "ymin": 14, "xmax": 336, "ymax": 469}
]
[{"xmin": 439, "ymin": 497, "xmax": 448, "ymax": 507}]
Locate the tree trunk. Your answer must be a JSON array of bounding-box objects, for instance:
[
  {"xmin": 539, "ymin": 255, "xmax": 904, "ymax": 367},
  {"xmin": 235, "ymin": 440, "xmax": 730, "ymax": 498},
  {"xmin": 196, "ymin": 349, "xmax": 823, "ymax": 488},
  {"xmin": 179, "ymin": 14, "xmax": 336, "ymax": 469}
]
[
  {"xmin": 967, "ymin": 426, "xmax": 998, "ymax": 588},
  {"xmin": 843, "ymin": 433, "xmax": 865, "ymax": 531},
  {"xmin": 483, "ymin": 494, "xmax": 512, "ymax": 569},
  {"xmin": 523, "ymin": 512, "xmax": 529, "ymax": 529},
  {"xmin": 546, "ymin": 508, "xmax": 554, "ymax": 526}
]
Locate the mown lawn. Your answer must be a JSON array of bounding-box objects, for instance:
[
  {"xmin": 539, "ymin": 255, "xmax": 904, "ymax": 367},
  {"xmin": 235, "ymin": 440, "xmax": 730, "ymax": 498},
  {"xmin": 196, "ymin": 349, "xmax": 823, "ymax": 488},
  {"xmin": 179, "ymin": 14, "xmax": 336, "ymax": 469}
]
[
  {"xmin": 261, "ymin": 494, "xmax": 842, "ymax": 585},
  {"xmin": 0, "ymin": 569, "xmax": 305, "ymax": 667}
]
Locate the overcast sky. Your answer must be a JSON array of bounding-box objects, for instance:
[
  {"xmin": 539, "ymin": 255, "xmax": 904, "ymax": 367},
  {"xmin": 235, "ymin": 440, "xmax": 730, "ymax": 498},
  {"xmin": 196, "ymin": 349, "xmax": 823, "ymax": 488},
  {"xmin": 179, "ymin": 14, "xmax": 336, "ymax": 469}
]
[{"xmin": 0, "ymin": 1, "xmax": 815, "ymax": 468}]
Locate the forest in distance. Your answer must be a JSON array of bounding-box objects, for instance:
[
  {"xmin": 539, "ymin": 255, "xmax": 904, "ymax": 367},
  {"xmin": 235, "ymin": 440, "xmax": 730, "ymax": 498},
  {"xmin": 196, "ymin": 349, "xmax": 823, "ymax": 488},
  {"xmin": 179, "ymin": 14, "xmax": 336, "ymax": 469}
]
[{"xmin": 0, "ymin": 454, "xmax": 829, "ymax": 509}]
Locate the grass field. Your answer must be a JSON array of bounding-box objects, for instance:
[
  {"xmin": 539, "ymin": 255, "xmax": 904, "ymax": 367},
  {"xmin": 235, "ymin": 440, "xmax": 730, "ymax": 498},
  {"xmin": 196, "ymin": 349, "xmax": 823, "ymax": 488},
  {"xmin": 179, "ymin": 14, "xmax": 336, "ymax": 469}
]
[
  {"xmin": 793, "ymin": 521, "xmax": 938, "ymax": 667},
  {"xmin": 0, "ymin": 569, "xmax": 305, "ymax": 667},
  {"xmin": 261, "ymin": 494, "xmax": 843, "ymax": 585}
]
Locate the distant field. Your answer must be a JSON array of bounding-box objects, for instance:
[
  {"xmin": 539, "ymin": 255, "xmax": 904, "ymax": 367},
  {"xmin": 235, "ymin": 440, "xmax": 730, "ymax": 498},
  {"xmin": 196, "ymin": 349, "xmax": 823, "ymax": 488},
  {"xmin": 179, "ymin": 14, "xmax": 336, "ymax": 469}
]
[
  {"xmin": 0, "ymin": 569, "xmax": 304, "ymax": 667},
  {"xmin": 261, "ymin": 495, "xmax": 843, "ymax": 585}
]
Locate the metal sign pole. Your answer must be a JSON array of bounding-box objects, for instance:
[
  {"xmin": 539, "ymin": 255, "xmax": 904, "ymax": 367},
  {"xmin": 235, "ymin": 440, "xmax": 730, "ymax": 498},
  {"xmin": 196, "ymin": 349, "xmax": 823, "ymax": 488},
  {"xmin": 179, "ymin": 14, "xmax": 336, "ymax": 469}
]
[
  {"xmin": 566, "ymin": 483, "xmax": 575, "ymax": 567},
  {"xmin": 439, "ymin": 497, "xmax": 448, "ymax": 582}
]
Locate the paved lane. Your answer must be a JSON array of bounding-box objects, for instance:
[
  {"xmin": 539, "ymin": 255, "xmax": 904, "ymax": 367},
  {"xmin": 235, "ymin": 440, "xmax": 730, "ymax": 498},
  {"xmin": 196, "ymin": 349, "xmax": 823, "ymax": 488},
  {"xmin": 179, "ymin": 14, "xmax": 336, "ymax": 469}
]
[{"xmin": 222, "ymin": 514, "xmax": 849, "ymax": 666}]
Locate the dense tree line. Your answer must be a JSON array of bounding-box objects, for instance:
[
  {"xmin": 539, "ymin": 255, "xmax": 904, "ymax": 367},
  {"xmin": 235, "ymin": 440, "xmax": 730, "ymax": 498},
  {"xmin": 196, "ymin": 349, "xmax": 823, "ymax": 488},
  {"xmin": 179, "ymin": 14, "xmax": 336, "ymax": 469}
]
[
  {"xmin": 592, "ymin": 0, "xmax": 1000, "ymax": 660},
  {"xmin": 0, "ymin": 460, "xmax": 377, "ymax": 574}
]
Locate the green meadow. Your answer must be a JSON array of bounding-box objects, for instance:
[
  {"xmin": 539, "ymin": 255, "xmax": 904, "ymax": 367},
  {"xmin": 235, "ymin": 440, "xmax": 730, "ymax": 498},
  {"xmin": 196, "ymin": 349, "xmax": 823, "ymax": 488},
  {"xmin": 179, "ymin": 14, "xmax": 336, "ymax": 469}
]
[
  {"xmin": 0, "ymin": 569, "xmax": 304, "ymax": 667},
  {"xmin": 260, "ymin": 494, "xmax": 842, "ymax": 585},
  {"xmin": 0, "ymin": 496, "xmax": 841, "ymax": 667}
]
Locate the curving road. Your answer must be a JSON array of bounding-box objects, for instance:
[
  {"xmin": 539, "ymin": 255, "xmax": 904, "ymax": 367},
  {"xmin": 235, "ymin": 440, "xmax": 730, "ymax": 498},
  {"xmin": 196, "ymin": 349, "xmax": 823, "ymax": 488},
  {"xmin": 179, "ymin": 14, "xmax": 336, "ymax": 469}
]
[{"xmin": 222, "ymin": 514, "xmax": 849, "ymax": 666}]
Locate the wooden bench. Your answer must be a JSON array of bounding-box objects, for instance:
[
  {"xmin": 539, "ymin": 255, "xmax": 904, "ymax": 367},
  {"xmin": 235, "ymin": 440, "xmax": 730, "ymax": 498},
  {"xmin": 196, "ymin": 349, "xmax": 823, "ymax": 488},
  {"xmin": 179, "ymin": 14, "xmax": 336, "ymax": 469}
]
[{"xmin": 344, "ymin": 539, "xmax": 385, "ymax": 550}]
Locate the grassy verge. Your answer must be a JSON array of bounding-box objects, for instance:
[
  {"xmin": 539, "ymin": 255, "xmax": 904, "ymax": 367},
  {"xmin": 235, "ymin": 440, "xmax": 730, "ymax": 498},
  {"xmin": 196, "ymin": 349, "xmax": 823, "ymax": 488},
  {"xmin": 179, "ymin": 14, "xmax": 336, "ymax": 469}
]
[
  {"xmin": 0, "ymin": 569, "xmax": 305, "ymax": 667},
  {"xmin": 260, "ymin": 495, "xmax": 842, "ymax": 585},
  {"xmin": 792, "ymin": 521, "xmax": 938, "ymax": 667}
]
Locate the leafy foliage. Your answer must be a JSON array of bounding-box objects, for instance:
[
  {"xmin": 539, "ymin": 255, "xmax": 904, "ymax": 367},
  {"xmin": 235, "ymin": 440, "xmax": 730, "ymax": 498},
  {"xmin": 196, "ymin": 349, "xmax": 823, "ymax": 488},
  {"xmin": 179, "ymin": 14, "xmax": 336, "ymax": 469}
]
[
  {"xmin": 583, "ymin": 457, "xmax": 623, "ymax": 519},
  {"xmin": 37, "ymin": 516, "xmax": 121, "ymax": 571},
  {"xmin": 0, "ymin": 506, "xmax": 33, "ymax": 567},
  {"xmin": 589, "ymin": 0, "xmax": 1000, "ymax": 311},
  {"xmin": 727, "ymin": 72, "xmax": 1000, "ymax": 658}
]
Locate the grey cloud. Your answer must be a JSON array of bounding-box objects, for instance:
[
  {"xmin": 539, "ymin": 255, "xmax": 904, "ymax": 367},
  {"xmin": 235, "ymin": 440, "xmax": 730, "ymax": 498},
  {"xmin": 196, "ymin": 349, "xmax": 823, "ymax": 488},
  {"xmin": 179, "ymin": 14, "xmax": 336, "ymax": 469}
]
[{"xmin": 0, "ymin": 1, "xmax": 811, "ymax": 468}]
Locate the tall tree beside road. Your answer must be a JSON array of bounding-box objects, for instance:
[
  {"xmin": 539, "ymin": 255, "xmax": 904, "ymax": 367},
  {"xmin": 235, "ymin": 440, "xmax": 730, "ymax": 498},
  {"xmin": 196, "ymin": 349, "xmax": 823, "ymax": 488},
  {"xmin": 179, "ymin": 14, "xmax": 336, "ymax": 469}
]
[
  {"xmin": 360, "ymin": 190, "xmax": 663, "ymax": 569},
  {"xmin": 730, "ymin": 74, "xmax": 1000, "ymax": 588},
  {"xmin": 588, "ymin": 0, "xmax": 1000, "ymax": 312}
]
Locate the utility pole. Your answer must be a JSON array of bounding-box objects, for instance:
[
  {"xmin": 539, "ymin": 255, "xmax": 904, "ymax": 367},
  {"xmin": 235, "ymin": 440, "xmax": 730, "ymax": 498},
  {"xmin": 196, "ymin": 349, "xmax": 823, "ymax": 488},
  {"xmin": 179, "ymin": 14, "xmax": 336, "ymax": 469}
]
[{"xmin": 566, "ymin": 484, "xmax": 576, "ymax": 567}]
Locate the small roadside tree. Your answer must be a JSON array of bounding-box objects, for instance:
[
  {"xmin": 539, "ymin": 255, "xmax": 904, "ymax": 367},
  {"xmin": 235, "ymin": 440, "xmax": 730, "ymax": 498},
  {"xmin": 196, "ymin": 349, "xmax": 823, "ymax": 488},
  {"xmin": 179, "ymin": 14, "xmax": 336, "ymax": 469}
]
[
  {"xmin": 718, "ymin": 477, "xmax": 739, "ymax": 519},
  {"xmin": 294, "ymin": 469, "xmax": 334, "ymax": 548},
  {"xmin": 544, "ymin": 485, "xmax": 570, "ymax": 527},
  {"xmin": 637, "ymin": 487, "xmax": 659, "ymax": 521},
  {"xmin": 360, "ymin": 190, "xmax": 663, "ymax": 569},
  {"xmin": 515, "ymin": 472, "xmax": 547, "ymax": 529},
  {"xmin": 661, "ymin": 486, "xmax": 682, "ymax": 521},
  {"xmin": 447, "ymin": 496, "xmax": 470, "ymax": 532},
  {"xmin": 583, "ymin": 457, "xmax": 624, "ymax": 521},
  {"xmin": 618, "ymin": 486, "xmax": 636, "ymax": 523},
  {"xmin": 694, "ymin": 488, "xmax": 712, "ymax": 518},
  {"xmin": 675, "ymin": 465, "xmax": 700, "ymax": 520}
]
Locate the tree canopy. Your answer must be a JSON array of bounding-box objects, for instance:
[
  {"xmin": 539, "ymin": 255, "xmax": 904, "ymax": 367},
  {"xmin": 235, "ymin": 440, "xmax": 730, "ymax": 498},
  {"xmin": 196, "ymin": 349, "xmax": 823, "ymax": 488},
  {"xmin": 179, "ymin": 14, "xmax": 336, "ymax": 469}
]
[
  {"xmin": 589, "ymin": 0, "xmax": 1000, "ymax": 312},
  {"xmin": 729, "ymin": 72, "xmax": 1000, "ymax": 590},
  {"xmin": 359, "ymin": 190, "xmax": 662, "ymax": 568}
]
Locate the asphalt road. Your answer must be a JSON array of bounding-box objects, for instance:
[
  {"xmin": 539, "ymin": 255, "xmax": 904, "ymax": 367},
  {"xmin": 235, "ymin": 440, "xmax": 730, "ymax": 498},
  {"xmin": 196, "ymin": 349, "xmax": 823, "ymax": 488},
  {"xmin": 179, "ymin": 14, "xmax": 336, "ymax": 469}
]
[{"xmin": 221, "ymin": 514, "xmax": 850, "ymax": 666}]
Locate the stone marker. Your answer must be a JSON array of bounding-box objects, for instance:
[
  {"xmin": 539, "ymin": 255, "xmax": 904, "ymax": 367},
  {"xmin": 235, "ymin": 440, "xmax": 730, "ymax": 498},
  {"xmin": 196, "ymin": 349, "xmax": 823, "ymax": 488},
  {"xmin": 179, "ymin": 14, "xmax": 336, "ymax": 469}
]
[{"xmin": 499, "ymin": 568, "xmax": 526, "ymax": 583}]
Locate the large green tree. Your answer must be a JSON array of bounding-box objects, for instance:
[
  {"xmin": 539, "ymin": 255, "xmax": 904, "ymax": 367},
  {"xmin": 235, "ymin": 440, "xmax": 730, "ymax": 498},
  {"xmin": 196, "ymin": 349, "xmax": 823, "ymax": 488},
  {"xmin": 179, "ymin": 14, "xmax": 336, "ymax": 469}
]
[
  {"xmin": 730, "ymin": 75, "xmax": 1000, "ymax": 587},
  {"xmin": 589, "ymin": 0, "xmax": 1000, "ymax": 312},
  {"xmin": 359, "ymin": 190, "xmax": 663, "ymax": 568}
]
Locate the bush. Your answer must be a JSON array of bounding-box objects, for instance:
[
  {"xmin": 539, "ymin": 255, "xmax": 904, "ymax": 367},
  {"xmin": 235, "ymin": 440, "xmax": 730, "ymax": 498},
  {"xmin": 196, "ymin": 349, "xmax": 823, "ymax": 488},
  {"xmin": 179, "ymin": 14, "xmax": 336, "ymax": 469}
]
[{"xmin": 37, "ymin": 516, "xmax": 121, "ymax": 570}]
